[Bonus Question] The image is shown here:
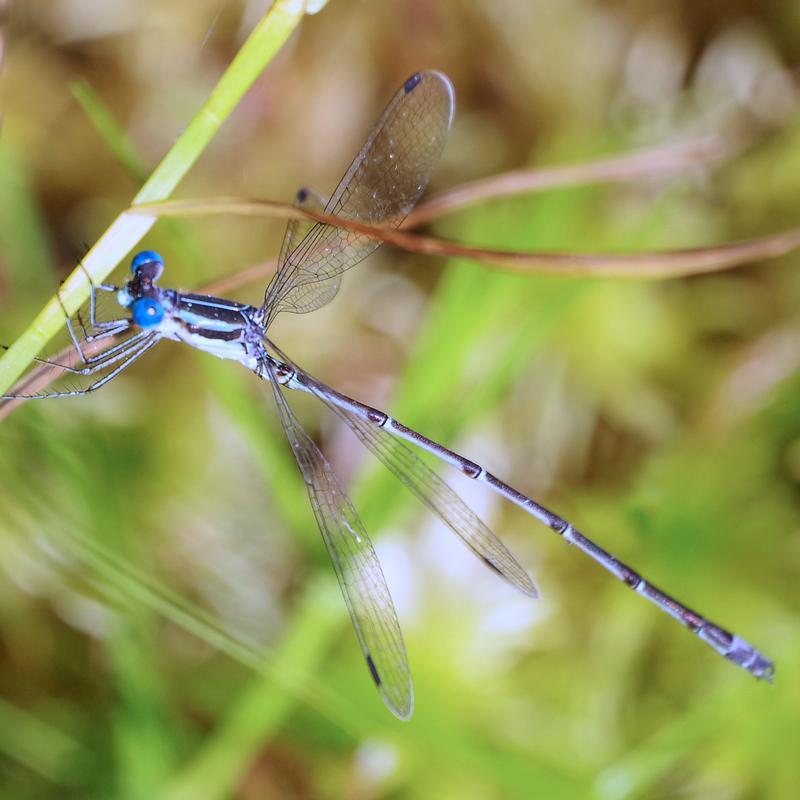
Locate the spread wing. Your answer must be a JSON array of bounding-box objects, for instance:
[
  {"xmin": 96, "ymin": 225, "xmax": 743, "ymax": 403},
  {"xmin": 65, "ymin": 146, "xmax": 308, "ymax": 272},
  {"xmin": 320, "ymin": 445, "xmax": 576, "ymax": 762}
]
[
  {"xmin": 261, "ymin": 71, "xmax": 454, "ymax": 325},
  {"xmin": 267, "ymin": 372, "xmax": 413, "ymax": 719}
]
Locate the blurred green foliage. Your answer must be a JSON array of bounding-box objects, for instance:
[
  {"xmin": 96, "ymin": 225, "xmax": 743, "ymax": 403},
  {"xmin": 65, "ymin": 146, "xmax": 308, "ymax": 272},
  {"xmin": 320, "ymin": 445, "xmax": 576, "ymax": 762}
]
[{"xmin": 1, "ymin": 1, "xmax": 799, "ymax": 798}]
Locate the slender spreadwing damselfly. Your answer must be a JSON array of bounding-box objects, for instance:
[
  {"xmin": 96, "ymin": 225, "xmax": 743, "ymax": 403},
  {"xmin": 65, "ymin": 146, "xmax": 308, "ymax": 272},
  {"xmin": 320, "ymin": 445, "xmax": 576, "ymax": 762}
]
[{"xmin": 1, "ymin": 71, "xmax": 773, "ymax": 719}]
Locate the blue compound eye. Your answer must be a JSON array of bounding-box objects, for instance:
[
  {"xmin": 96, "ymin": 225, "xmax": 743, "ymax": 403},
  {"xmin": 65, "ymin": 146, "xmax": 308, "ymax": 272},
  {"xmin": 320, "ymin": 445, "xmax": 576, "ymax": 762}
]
[
  {"xmin": 130, "ymin": 250, "xmax": 164, "ymax": 281},
  {"xmin": 132, "ymin": 297, "xmax": 165, "ymax": 328}
]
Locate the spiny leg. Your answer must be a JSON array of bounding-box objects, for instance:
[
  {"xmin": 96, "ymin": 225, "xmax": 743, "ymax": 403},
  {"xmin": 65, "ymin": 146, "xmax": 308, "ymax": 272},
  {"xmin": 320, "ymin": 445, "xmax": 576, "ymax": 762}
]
[
  {"xmin": 77, "ymin": 261, "xmax": 124, "ymax": 332},
  {"xmin": 32, "ymin": 331, "xmax": 151, "ymax": 377},
  {"xmin": 1, "ymin": 334, "xmax": 159, "ymax": 400},
  {"xmin": 1, "ymin": 331, "xmax": 147, "ymax": 377},
  {"xmin": 60, "ymin": 263, "xmax": 130, "ymax": 363}
]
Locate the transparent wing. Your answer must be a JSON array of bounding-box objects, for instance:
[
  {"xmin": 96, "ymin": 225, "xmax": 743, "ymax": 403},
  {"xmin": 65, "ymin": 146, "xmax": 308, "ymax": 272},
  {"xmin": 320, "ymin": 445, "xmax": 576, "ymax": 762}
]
[
  {"xmin": 267, "ymin": 372, "xmax": 413, "ymax": 720},
  {"xmin": 276, "ymin": 187, "xmax": 327, "ymax": 271},
  {"xmin": 261, "ymin": 71, "xmax": 454, "ymax": 324},
  {"xmin": 276, "ymin": 187, "xmax": 344, "ymax": 315},
  {"xmin": 302, "ymin": 375, "xmax": 538, "ymax": 598},
  {"xmin": 340, "ymin": 405, "xmax": 537, "ymax": 597}
]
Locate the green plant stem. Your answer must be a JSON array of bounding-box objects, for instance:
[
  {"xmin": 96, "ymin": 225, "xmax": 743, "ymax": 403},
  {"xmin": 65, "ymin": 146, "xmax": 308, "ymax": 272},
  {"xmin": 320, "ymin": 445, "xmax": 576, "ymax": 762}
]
[{"xmin": 0, "ymin": 0, "xmax": 325, "ymax": 395}]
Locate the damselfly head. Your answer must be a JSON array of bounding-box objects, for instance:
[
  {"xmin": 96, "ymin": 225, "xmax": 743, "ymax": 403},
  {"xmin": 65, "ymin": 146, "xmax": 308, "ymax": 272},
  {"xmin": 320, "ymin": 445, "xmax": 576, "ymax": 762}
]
[
  {"xmin": 130, "ymin": 250, "xmax": 165, "ymax": 284},
  {"xmin": 122, "ymin": 250, "xmax": 166, "ymax": 316}
]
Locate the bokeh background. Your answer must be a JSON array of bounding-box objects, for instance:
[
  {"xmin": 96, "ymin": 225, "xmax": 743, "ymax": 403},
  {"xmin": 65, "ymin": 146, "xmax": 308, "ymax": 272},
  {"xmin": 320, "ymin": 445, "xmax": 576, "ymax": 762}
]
[{"xmin": 2, "ymin": 1, "xmax": 800, "ymax": 798}]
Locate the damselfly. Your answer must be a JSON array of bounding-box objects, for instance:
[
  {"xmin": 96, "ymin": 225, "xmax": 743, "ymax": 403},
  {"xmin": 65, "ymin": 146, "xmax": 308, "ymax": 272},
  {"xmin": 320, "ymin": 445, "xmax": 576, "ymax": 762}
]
[{"xmin": 1, "ymin": 71, "xmax": 773, "ymax": 719}]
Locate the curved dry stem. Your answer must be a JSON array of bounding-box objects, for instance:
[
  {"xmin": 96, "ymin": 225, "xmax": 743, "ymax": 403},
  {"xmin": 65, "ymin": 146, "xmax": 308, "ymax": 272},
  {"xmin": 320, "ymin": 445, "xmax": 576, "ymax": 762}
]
[
  {"xmin": 135, "ymin": 197, "xmax": 800, "ymax": 279},
  {"xmin": 0, "ymin": 0, "xmax": 315, "ymax": 396},
  {"xmin": 406, "ymin": 134, "xmax": 732, "ymax": 227},
  {"xmin": 2, "ymin": 132, "xmax": 788, "ymax": 413}
]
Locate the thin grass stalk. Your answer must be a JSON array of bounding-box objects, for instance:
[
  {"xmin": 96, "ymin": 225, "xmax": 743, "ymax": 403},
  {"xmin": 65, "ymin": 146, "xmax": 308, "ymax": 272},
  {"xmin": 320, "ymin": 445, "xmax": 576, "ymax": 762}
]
[{"xmin": 0, "ymin": 0, "xmax": 325, "ymax": 395}]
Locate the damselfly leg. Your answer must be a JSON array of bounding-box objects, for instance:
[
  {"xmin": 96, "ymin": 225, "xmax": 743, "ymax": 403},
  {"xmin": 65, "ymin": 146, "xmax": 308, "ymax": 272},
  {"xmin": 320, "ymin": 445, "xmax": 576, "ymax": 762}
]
[
  {"xmin": 1, "ymin": 334, "xmax": 159, "ymax": 400},
  {"xmin": 1, "ymin": 270, "xmax": 154, "ymax": 401},
  {"xmin": 65, "ymin": 264, "xmax": 134, "ymax": 363}
]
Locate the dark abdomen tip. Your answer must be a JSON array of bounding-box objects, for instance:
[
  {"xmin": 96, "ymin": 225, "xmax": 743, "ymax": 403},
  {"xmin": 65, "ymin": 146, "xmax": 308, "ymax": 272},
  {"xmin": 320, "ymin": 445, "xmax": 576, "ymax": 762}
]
[{"xmin": 404, "ymin": 73, "xmax": 422, "ymax": 93}]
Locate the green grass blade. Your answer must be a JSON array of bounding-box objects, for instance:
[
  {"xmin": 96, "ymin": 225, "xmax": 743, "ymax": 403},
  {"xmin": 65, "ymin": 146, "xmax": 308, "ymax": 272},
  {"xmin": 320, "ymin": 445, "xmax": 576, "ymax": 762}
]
[
  {"xmin": 0, "ymin": 697, "xmax": 93, "ymax": 789},
  {"xmin": 70, "ymin": 80, "xmax": 150, "ymax": 185},
  {"xmin": 0, "ymin": 0, "xmax": 324, "ymax": 395},
  {"xmin": 0, "ymin": 144, "xmax": 55, "ymax": 295}
]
